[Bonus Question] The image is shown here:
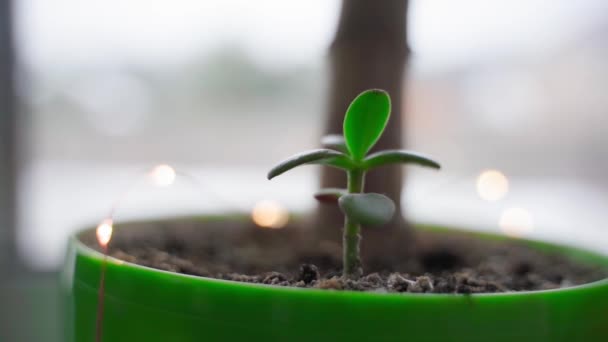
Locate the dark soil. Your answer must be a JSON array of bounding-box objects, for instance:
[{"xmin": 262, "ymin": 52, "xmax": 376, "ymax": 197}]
[{"xmin": 81, "ymin": 218, "xmax": 607, "ymax": 294}]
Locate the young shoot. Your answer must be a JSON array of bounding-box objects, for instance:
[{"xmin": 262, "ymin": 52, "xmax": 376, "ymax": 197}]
[{"xmin": 267, "ymin": 89, "xmax": 441, "ymax": 279}]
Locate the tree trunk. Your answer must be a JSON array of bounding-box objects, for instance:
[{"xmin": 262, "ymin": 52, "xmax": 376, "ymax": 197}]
[
  {"xmin": 316, "ymin": 0, "xmax": 413, "ymax": 265},
  {"xmin": 0, "ymin": 0, "xmax": 18, "ymax": 274}
]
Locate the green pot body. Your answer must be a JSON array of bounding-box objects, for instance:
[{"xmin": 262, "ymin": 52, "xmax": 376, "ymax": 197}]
[{"xmin": 63, "ymin": 224, "xmax": 608, "ymax": 342}]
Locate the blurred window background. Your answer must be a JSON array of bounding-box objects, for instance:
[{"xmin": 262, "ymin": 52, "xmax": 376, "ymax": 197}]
[{"xmin": 2, "ymin": 0, "xmax": 608, "ymax": 340}]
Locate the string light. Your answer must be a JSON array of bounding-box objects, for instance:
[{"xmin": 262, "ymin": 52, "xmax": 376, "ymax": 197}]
[
  {"xmin": 96, "ymin": 218, "xmax": 113, "ymax": 249},
  {"xmin": 95, "ymin": 163, "xmax": 178, "ymax": 342},
  {"xmin": 95, "ymin": 217, "xmax": 113, "ymax": 342}
]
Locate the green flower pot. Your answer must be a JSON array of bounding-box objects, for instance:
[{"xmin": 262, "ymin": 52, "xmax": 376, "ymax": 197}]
[{"xmin": 62, "ymin": 223, "xmax": 608, "ymax": 342}]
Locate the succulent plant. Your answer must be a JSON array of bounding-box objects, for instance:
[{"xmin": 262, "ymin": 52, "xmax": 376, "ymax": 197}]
[{"xmin": 268, "ymin": 89, "xmax": 441, "ymax": 278}]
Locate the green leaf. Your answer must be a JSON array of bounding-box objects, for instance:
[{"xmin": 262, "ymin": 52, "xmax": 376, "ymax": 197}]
[
  {"xmin": 343, "ymin": 89, "xmax": 391, "ymax": 160},
  {"xmin": 268, "ymin": 149, "xmax": 350, "ymax": 180},
  {"xmin": 363, "ymin": 150, "xmax": 441, "ymax": 170},
  {"xmin": 338, "ymin": 193, "xmax": 395, "ymax": 226},
  {"xmin": 314, "ymin": 188, "xmax": 347, "ymax": 203},
  {"xmin": 321, "ymin": 134, "xmax": 347, "ymax": 153}
]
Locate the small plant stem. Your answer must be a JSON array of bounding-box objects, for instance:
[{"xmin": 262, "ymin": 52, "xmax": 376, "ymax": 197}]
[{"xmin": 343, "ymin": 169, "xmax": 365, "ymax": 278}]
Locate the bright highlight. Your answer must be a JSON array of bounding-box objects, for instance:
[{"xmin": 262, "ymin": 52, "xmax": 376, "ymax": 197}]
[
  {"xmin": 499, "ymin": 207, "xmax": 534, "ymax": 238},
  {"xmin": 149, "ymin": 164, "xmax": 176, "ymax": 187},
  {"xmin": 96, "ymin": 219, "xmax": 114, "ymax": 248},
  {"xmin": 251, "ymin": 200, "xmax": 289, "ymax": 229},
  {"xmin": 477, "ymin": 169, "xmax": 509, "ymax": 201}
]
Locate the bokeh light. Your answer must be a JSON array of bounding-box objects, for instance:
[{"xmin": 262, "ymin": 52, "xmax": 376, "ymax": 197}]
[
  {"xmin": 477, "ymin": 169, "xmax": 509, "ymax": 201},
  {"xmin": 251, "ymin": 200, "xmax": 289, "ymax": 229},
  {"xmin": 149, "ymin": 164, "xmax": 176, "ymax": 187},
  {"xmin": 96, "ymin": 218, "xmax": 113, "ymax": 248},
  {"xmin": 499, "ymin": 207, "xmax": 534, "ymax": 238}
]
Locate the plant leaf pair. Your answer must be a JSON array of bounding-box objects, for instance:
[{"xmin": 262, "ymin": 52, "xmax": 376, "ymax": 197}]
[
  {"xmin": 313, "ymin": 188, "xmax": 347, "ymax": 203},
  {"xmin": 339, "ymin": 193, "xmax": 395, "ymax": 226},
  {"xmin": 315, "ymin": 188, "xmax": 395, "ymax": 225},
  {"xmin": 314, "ymin": 188, "xmax": 395, "ymax": 226}
]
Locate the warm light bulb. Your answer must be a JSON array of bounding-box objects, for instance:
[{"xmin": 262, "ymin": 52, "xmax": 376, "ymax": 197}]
[
  {"xmin": 477, "ymin": 169, "xmax": 509, "ymax": 201},
  {"xmin": 149, "ymin": 164, "xmax": 176, "ymax": 187},
  {"xmin": 499, "ymin": 207, "xmax": 534, "ymax": 237},
  {"xmin": 251, "ymin": 200, "xmax": 289, "ymax": 229},
  {"xmin": 96, "ymin": 219, "xmax": 113, "ymax": 248}
]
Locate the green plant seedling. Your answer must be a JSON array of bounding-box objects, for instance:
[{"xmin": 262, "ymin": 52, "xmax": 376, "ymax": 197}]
[{"xmin": 268, "ymin": 89, "xmax": 441, "ymax": 278}]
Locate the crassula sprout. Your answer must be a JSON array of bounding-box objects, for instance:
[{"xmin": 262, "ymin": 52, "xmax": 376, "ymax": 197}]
[{"xmin": 268, "ymin": 89, "xmax": 441, "ymax": 278}]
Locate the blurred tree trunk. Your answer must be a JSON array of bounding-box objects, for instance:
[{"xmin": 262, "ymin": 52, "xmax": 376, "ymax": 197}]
[
  {"xmin": 0, "ymin": 0, "xmax": 17, "ymax": 274},
  {"xmin": 317, "ymin": 0, "xmax": 412, "ymax": 265}
]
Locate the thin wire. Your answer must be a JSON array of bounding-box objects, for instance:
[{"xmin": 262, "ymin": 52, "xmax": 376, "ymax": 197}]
[
  {"xmin": 106, "ymin": 166, "xmax": 152, "ymax": 219},
  {"xmin": 92, "ymin": 164, "xmax": 481, "ymax": 342},
  {"xmin": 94, "ymin": 164, "xmax": 248, "ymax": 342},
  {"xmin": 95, "ymin": 247, "xmax": 108, "ymax": 342},
  {"xmin": 174, "ymin": 169, "xmax": 248, "ymax": 213}
]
